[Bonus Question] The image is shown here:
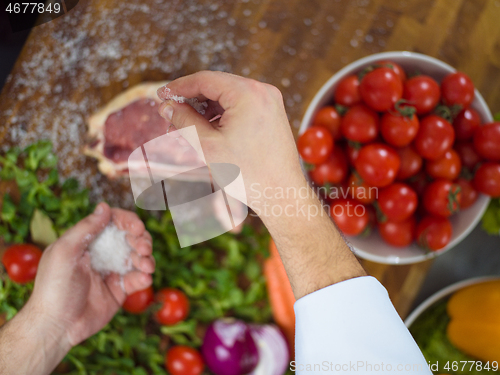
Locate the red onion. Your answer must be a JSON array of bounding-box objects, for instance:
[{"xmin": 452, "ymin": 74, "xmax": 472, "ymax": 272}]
[
  {"xmin": 201, "ymin": 318, "xmax": 259, "ymax": 375},
  {"xmin": 249, "ymin": 324, "xmax": 290, "ymax": 375}
]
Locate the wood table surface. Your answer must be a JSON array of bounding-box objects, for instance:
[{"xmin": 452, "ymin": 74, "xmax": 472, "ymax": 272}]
[{"xmin": 1, "ymin": 0, "xmax": 500, "ymax": 319}]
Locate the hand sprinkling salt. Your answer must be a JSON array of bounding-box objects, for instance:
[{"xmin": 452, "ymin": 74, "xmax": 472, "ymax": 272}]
[
  {"xmin": 157, "ymin": 85, "xmax": 208, "ymax": 115},
  {"xmin": 89, "ymin": 224, "xmax": 133, "ymax": 275}
]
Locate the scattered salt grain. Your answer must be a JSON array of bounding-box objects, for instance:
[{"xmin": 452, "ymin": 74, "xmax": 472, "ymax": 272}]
[
  {"xmin": 89, "ymin": 224, "xmax": 133, "ymax": 275},
  {"xmin": 157, "ymin": 86, "xmax": 208, "ymax": 115}
]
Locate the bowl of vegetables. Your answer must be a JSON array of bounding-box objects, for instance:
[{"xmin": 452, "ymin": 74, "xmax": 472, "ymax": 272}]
[
  {"xmin": 405, "ymin": 277, "xmax": 500, "ymax": 373},
  {"xmin": 298, "ymin": 51, "xmax": 497, "ymax": 264}
]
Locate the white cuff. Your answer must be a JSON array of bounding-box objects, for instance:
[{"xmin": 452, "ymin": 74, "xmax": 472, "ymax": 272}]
[{"xmin": 293, "ymin": 276, "xmax": 431, "ymax": 374}]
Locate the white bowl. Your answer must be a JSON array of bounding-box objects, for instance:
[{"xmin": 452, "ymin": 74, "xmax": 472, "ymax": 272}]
[
  {"xmin": 299, "ymin": 51, "xmax": 492, "ymax": 265},
  {"xmin": 405, "ymin": 276, "xmax": 500, "ymax": 328}
]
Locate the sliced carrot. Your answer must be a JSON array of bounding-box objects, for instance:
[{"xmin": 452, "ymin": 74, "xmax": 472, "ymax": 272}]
[{"xmin": 264, "ymin": 239, "xmax": 296, "ymax": 357}]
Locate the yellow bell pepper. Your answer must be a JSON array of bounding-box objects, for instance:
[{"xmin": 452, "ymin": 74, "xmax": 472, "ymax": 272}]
[{"xmin": 446, "ymin": 280, "xmax": 500, "ymax": 362}]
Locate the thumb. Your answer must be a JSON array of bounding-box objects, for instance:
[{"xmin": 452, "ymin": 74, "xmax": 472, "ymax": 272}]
[
  {"xmin": 58, "ymin": 202, "xmax": 111, "ymax": 256},
  {"xmin": 159, "ymin": 100, "xmax": 214, "ymax": 137}
]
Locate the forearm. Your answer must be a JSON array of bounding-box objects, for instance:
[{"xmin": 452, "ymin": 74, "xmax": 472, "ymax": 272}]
[
  {"xmin": 254, "ymin": 174, "xmax": 366, "ymax": 299},
  {"xmin": 0, "ymin": 301, "xmax": 71, "ymax": 375}
]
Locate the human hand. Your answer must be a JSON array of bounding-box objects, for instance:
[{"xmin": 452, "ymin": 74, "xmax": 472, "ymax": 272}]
[
  {"xmin": 26, "ymin": 202, "xmax": 155, "ymax": 348},
  {"xmin": 157, "ymin": 71, "xmax": 305, "ymax": 211},
  {"xmin": 158, "ymin": 72, "xmax": 366, "ymax": 300}
]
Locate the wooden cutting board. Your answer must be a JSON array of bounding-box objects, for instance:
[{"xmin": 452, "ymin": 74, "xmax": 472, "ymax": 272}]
[{"xmin": 1, "ymin": 0, "xmax": 500, "ymax": 319}]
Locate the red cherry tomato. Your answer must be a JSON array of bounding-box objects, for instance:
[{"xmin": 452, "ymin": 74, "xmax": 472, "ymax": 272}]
[
  {"xmin": 414, "ymin": 115, "xmax": 455, "ymax": 160},
  {"xmin": 312, "ymin": 106, "xmax": 342, "ymax": 140},
  {"xmin": 330, "ymin": 199, "xmax": 369, "ymax": 236},
  {"xmin": 346, "ymin": 142, "xmax": 361, "ymax": 166},
  {"xmin": 360, "ymin": 67, "xmax": 403, "ymax": 112},
  {"xmin": 297, "ymin": 126, "xmax": 334, "ymax": 164},
  {"xmin": 441, "ymin": 72, "xmax": 475, "ymax": 108},
  {"xmin": 166, "ymin": 346, "xmax": 204, "ymax": 375},
  {"xmin": 454, "ymin": 108, "xmax": 481, "ymax": 141},
  {"xmin": 340, "ymin": 104, "xmax": 379, "ymax": 143},
  {"xmin": 155, "ymin": 288, "xmax": 190, "ymax": 325},
  {"xmin": 354, "ymin": 143, "xmax": 401, "ymax": 188},
  {"xmin": 408, "ymin": 171, "xmax": 431, "ymax": 198},
  {"xmin": 380, "ymin": 111, "xmax": 419, "ymax": 147},
  {"xmin": 123, "ymin": 286, "xmax": 154, "ymax": 314},
  {"xmin": 456, "ymin": 178, "xmax": 478, "ymax": 209},
  {"xmin": 378, "ymin": 60, "xmax": 407, "ymax": 83},
  {"xmin": 416, "ymin": 216, "xmax": 453, "ymax": 251},
  {"xmin": 379, "ymin": 217, "xmax": 416, "ymax": 247},
  {"xmin": 425, "ymin": 149, "xmax": 462, "ymax": 180},
  {"xmin": 310, "ymin": 148, "xmax": 348, "ymax": 186},
  {"xmin": 377, "ymin": 183, "xmax": 418, "ymax": 222},
  {"xmin": 396, "ymin": 146, "xmax": 423, "ymax": 180},
  {"xmin": 347, "ymin": 173, "xmax": 376, "ymax": 204},
  {"xmin": 1, "ymin": 244, "xmax": 43, "ymax": 284},
  {"xmin": 334, "ymin": 75, "xmax": 361, "ymax": 106},
  {"xmin": 454, "ymin": 142, "xmax": 482, "ymax": 170},
  {"xmin": 403, "ymin": 76, "xmax": 440, "ymax": 115},
  {"xmin": 423, "ymin": 179, "xmax": 462, "ymax": 218},
  {"xmin": 473, "ymin": 122, "xmax": 500, "ymax": 161},
  {"xmin": 473, "ymin": 162, "xmax": 500, "ymax": 197}
]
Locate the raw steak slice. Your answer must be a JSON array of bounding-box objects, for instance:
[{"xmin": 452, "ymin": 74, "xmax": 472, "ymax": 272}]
[{"xmin": 85, "ymin": 81, "xmax": 203, "ymax": 180}]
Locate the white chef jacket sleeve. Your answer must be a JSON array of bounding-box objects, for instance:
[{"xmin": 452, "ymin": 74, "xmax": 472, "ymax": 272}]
[{"xmin": 293, "ymin": 276, "xmax": 431, "ymax": 374}]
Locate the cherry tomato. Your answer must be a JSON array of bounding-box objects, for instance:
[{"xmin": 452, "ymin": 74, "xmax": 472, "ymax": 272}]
[
  {"xmin": 379, "ymin": 217, "xmax": 416, "ymax": 247},
  {"xmin": 340, "ymin": 104, "xmax": 379, "ymax": 143},
  {"xmin": 334, "ymin": 75, "xmax": 361, "ymax": 106},
  {"xmin": 347, "ymin": 173, "xmax": 376, "ymax": 204},
  {"xmin": 441, "ymin": 72, "xmax": 475, "ymax": 108},
  {"xmin": 454, "ymin": 108, "xmax": 481, "ymax": 141},
  {"xmin": 423, "ymin": 179, "xmax": 462, "ymax": 217},
  {"xmin": 414, "ymin": 115, "xmax": 455, "ymax": 160},
  {"xmin": 416, "ymin": 215, "xmax": 453, "ymax": 251},
  {"xmin": 396, "ymin": 146, "xmax": 422, "ymax": 180},
  {"xmin": 1, "ymin": 244, "xmax": 43, "ymax": 284},
  {"xmin": 346, "ymin": 142, "xmax": 361, "ymax": 166},
  {"xmin": 310, "ymin": 148, "xmax": 348, "ymax": 186},
  {"xmin": 166, "ymin": 346, "xmax": 204, "ymax": 375},
  {"xmin": 123, "ymin": 286, "xmax": 154, "ymax": 314},
  {"xmin": 403, "ymin": 75, "xmax": 440, "ymax": 115},
  {"xmin": 380, "ymin": 111, "xmax": 419, "ymax": 147},
  {"xmin": 473, "ymin": 122, "xmax": 500, "ymax": 161},
  {"xmin": 360, "ymin": 67, "xmax": 403, "ymax": 112},
  {"xmin": 473, "ymin": 162, "xmax": 500, "ymax": 197},
  {"xmin": 330, "ymin": 199, "xmax": 369, "ymax": 236},
  {"xmin": 297, "ymin": 126, "xmax": 334, "ymax": 164},
  {"xmin": 155, "ymin": 288, "xmax": 190, "ymax": 325},
  {"xmin": 354, "ymin": 143, "xmax": 401, "ymax": 187},
  {"xmin": 456, "ymin": 178, "xmax": 478, "ymax": 209},
  {"xmin": 312, "ymin": 106, "xmax": 342, "ymax": 140},
  {"xmin": 377, "ymin": 183, "xmax": 418, "ymax": 222},
  {"xmin": 409, "ymin": 171, "xmax": 431, "ymax": 197},
  {"xmin": 454, "ymin": 142, "xmax": 482, "ymax": 170},
  {"xmin": 378, "ymin": 60, "xmax": 407, "ymax": 83},
  {"xmin": 425, "ymin": 149, "xmax": 462, "ymax": 180}
]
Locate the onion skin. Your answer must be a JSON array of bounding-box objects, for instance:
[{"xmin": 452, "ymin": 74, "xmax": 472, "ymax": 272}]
[
  {"xmin": 201, "ymin": 319, "xmax": 259, "ymax": 375},
  {"xmin": 249, "ymin": 324, "xmax": 290, "ymax": 375}
]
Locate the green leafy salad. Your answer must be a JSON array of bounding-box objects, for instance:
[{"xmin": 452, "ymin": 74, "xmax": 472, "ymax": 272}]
[{"xmin": 0, "ymin": 141, "xmax": 271, "ymax": 375}]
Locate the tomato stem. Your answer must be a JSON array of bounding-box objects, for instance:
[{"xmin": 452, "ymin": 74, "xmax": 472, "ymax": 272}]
[
  {"xmin": 392, "ymin": 99, "xmax": 416, "ymax": 119},
  {"xmin": 447, "ymin": 185, "xmax": 462, "ymax": 214},
  {"xmin": 434, "ymin": 104, "xmax": 462, "ymax": 122},
  {"xmin": 334, "ymin": 104, "xmax": 348, "ymax": 116}
]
